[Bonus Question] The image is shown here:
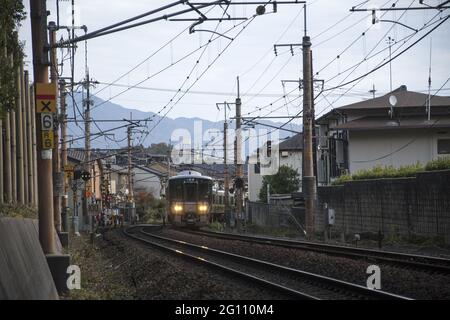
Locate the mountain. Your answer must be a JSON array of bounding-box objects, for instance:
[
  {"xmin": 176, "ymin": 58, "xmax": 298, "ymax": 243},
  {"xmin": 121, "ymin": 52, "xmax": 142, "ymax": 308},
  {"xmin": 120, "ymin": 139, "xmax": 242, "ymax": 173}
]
[{"xmin": 67, "ymin": 93, "xmax": 302, "ymax": 153}]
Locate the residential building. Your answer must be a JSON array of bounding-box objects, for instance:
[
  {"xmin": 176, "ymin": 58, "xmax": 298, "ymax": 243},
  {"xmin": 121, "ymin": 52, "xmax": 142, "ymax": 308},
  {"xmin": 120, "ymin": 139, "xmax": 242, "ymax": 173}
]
[
  {"xmin": 316, "ymin": 85, "xmax": 450, "ymax": 184},
  {"xmin": 247, "ymin": 133, "xmax": 303, "ymax": 202}
]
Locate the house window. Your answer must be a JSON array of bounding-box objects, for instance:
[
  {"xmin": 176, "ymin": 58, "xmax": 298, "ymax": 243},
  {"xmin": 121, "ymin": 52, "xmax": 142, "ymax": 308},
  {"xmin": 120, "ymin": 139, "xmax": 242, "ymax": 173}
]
[
  {"xmin": 438, "ymin": 139, "xmax": 450, "ymax": 154},
  {"xmin": 254, "ymin": 163, "xmax": 260, "ymax": 174}
]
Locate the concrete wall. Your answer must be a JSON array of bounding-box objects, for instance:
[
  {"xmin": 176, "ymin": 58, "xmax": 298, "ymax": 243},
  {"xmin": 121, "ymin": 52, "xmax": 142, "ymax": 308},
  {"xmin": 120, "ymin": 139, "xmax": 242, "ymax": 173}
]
[
  {"xmin": 348, "ymin": 129, "xmax": 450, "ymax": 173},
  {"xmin": 316, "ymin": 170, "xmax": 450, "ymax": 243},
  {"xmin": 0, "ymin": 218, "xmax": 59, "ymax": 299}
]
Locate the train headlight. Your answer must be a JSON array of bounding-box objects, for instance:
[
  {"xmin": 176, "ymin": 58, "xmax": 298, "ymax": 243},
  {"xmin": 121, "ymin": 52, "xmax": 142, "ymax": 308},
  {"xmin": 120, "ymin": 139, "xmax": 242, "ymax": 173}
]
[
  {"xmin": 172, "ymin": 204, "xmax": 183, "ymax": 213},
  {"xmin": 198, "ymin": 204, "xmax": 208, "ymax": 213}
]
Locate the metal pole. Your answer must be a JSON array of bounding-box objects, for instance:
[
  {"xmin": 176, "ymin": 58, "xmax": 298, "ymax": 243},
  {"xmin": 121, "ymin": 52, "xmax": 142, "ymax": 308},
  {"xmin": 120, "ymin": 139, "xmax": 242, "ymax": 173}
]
[
  {"xmin": 50, "ymin": 21, "xmax": 61, "ymax": 232},
  {"xmin": 302, "ymin": 11, "xmax": 316, "ymax": 239},
  {"xmin": 30, "ymin": 0, "xmax": 56, "ymax": 254}
]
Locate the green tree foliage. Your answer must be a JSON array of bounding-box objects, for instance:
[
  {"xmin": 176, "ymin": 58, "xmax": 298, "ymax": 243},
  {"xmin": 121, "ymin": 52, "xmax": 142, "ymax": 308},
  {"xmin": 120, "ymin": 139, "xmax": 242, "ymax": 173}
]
[
  {"xmin": 259, "ymin": 165, "xmax": 300, "ymax": 203},
  {"xmin": 135, "ymin": 191, "xmax": 166, "ymax": 222},
  {"xmin": 145, "ymin": 142, "xmax": 172, "ymax": 155},
  {"xmin": 0, "ymin": 0, "xmax": 26, "ymax": 116}
]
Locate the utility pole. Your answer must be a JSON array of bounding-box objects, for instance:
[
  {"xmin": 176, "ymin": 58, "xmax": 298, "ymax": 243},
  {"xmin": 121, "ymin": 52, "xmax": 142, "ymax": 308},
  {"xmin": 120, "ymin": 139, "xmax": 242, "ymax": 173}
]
[
  {"xmin": 235, "ymin": 77, "xmax": 244, "ymax": 230},
  {"xmin": 369, "ymin": 84, "xmax": 377, "ymax": 99},
  {"xmin": 30, "ymin": 0, "xmax": 56, "ymax": 254},
  {"xmin": 82, "ymin": 34, "xmax": 92, "ymax": 233},
  {"xmin": 216, "ymin": 102, "xmax": 230, "ymax": 227},
  {"xmin": 49, "ymin": 21, "xmax": 61, "ymax": 232},
  {"xmin": 302, "ymin": 5, "xmax": 316, "ymax": 239},
  {"xmin": 127, "ymin": 125, "xmax": 135, "ymax": 223},
  {"xmin": 60, "ymin": 80, "xmax": 68, "ymax": 232}
]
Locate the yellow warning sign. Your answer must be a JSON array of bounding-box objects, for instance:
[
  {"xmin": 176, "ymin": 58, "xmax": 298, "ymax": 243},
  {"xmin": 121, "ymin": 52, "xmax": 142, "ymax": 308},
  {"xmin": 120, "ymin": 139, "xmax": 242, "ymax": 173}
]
[
  {"xmin": 36, "ymin": 83, "xmax": 57, "ymax": 113},
  {"xmin": 42, "ymin": 131, "xmax": 54, "ymax": 149},
  {"xmin": 64, "ymin": 164, "xmax": 74, "ymax": 172}
]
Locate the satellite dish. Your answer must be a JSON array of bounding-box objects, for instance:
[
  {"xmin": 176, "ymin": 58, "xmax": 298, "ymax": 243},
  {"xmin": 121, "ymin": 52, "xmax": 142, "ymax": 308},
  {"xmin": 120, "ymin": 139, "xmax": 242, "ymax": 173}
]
[
  {"xmin": 256, "ymin": 5, "xmax": 266, "ymax": 15},
  {"xmin": 389, "ymin": 95, "xmax": 397, "ymax": 107}
]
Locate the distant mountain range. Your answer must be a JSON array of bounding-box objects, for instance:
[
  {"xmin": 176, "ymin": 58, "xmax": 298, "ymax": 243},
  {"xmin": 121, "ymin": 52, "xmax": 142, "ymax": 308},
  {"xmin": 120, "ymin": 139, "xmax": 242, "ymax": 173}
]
[{"xmin": 67, "ymin": 93, "xmax": 302, "ymax": 154}]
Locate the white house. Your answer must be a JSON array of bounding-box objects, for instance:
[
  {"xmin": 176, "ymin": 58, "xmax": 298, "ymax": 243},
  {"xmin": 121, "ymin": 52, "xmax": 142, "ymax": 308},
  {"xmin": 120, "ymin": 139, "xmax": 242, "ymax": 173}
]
[
  {"xmin": 247, "ymin": 133, "xmax": 303, "ymax": 202},
  {"xmin": 316, "ymin": 85, "xmax": 450, "ymax": 184}
]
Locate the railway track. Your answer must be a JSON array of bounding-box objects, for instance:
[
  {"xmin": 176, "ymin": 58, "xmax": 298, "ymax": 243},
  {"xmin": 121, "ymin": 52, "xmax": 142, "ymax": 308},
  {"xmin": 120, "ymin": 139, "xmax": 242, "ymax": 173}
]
[
  {"xmin": 124, "ymin": 225, "xmax": 411, "ymax": 300},
  {"xmin": 181, "ymin": 228, "xmax": 450, "ymax": 274}
]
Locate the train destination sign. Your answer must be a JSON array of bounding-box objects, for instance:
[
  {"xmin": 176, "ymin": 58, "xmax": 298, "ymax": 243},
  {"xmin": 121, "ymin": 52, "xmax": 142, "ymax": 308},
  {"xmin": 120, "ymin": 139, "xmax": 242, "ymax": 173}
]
[{"xmin": 35, "ymin": 83, "xmax": 57, "ymax": 113}]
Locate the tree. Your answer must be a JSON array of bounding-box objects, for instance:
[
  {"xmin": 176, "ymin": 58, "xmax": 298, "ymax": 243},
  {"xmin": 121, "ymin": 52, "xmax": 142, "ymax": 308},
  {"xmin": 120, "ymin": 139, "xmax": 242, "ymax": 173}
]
[
  {"xmin": 259, "ymin": 165, "xmax": 300, "ymax": 203},
  {"xmin": 0, "ymin": 0, "xmax": 26, "ymax": 116},
  {"xmin": 146, "ymin": 142, "xmax": 172, "ymax": 155}
]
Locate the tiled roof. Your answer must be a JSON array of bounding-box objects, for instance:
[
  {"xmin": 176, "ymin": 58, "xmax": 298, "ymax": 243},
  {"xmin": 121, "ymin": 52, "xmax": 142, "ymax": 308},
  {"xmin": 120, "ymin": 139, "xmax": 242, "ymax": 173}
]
[{"xmin": 337, "ymin": 85, "xmax": 450, "ymax": 110}]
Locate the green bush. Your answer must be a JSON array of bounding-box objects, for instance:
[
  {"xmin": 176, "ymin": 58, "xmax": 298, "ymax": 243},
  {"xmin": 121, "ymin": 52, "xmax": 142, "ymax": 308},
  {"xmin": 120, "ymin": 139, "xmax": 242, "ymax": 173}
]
[
  {"xmin": 331, "ymin": 174, "xmax": 352, "ymax": 185},
  {"xmin": 424, "ymin": 156, "xmax": 450, "ymax": 171},
  {"xmin": 331, "ymin": 162, "xmax": 424, "ymax": 184}
]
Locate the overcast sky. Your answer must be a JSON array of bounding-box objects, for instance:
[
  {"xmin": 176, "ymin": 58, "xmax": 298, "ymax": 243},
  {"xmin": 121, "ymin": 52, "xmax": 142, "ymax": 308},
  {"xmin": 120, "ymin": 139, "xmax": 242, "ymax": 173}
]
[{"xmin": 19, "ymin": 0, "xmax": 450, "ymax": 125}]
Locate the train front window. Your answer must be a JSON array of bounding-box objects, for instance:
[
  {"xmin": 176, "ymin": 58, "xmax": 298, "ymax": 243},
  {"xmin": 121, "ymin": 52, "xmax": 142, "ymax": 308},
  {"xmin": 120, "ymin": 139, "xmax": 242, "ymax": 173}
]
[
  {"xmin": 169, "ymin": 180, "xmax": 183, "ymax": 201},
  {"xmin": 184, "ymin": 182, "xmax": 197, "ymax": 202},
  {"xmin": 198, "ymin": 180, "xmax": 211, "ymax": 201}
]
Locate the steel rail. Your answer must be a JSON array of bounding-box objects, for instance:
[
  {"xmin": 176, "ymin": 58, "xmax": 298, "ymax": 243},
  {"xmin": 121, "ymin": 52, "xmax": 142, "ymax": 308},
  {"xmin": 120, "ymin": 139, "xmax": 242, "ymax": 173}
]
[
  {"xmin": 135, "ymin": 226, "xmax": 411, "ymax": 300},
  {"xmin": 123, "ymin": 226, "xmax": 318, "ymax": 300},
  {"xmin": 182, "ymin": 229, "xmax": 450, "ymax": 273}
]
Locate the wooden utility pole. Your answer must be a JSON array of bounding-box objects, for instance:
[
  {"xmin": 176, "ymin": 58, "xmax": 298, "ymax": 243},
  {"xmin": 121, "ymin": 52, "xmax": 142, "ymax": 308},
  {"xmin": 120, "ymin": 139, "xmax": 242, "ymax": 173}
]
[
  {"xmin": 235, "ymin": 77, "xmax": 244, "ymax": 229},
  {"xmin": 301, "ymin": 6, "xmax": 316, "ymax": 239},
  {"xmin": 49, "ymin": 21, "xmax": 61, "ymax": 232},
  {"xmin": 30, "ymin": 0, "xmax": 56, "ymax": 254},
  {"xmin": 60, "ymin": 80, "xmax": 68, "ymax": 231}
]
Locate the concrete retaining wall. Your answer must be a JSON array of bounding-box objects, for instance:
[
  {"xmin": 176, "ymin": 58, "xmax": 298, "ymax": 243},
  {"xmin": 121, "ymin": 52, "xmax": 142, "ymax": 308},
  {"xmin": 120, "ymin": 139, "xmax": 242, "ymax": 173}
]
[
  {"xmin": 0, "ymin": 218, "xmax": 59, "ymax": 299},
  {"xmin": 316, "ymin": 170, "xmax": 450, "ymax": 243}
]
